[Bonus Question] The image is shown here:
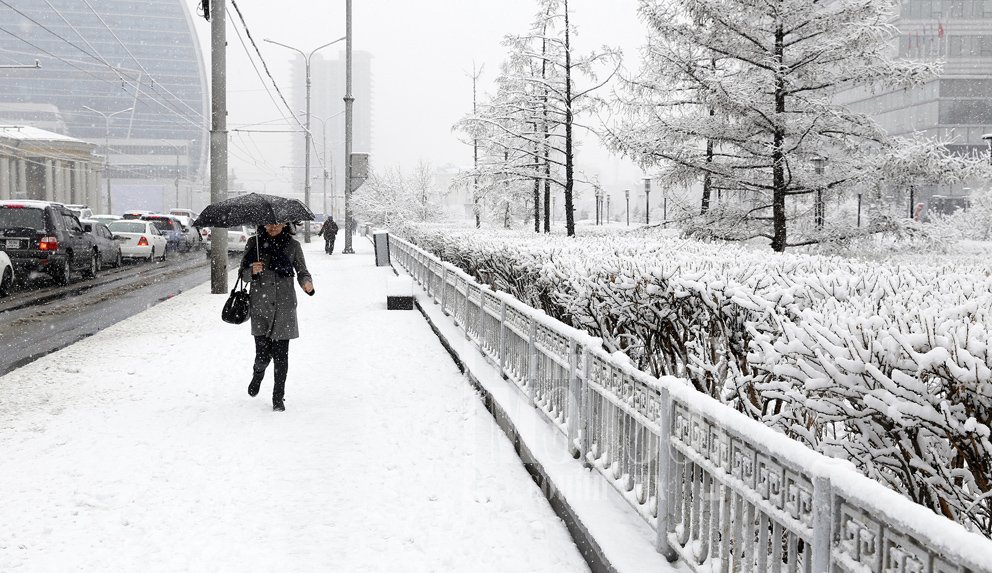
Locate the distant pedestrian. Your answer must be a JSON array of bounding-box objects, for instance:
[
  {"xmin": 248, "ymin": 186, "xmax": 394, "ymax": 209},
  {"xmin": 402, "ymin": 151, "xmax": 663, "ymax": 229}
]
[
  {"xmin": 241, "ymin": 222, "xmax": 314, "ymax": 412},
  {"xmin": 349, "ymin": 215, "xmax": 358, "ymax": 236},
  {"xmin": 317, "ymin": 216, "xmax": 339, "ymax": 254}
]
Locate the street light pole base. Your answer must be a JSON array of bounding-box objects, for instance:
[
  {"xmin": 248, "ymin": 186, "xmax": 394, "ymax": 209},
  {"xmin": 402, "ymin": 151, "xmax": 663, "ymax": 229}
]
[{"xmin": 342, "ymin": 247, "xmax": 355, "ymax": 254}]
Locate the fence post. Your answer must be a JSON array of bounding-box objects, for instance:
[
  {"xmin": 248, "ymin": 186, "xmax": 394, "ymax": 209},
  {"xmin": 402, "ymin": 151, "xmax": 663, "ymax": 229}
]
[
  {"xmin": 581, "ymin": 349, "xmax": 593, "ymax": 469},
  {"xmin": 440, "ymin": 267, "xmax": 449, "ymax": 315},
  {"xmin": 463, "ymin": 279, "xmax": 471, "ymax": 340},
  {"xmin": 656, "ymin": 386, "xmax": 678, "ymax": 561},
  {"xmin": 526, "ymin": 317, "xmax": 537, "ymax": 407},
  {"xmin": 498, "ymin": 300, "xmax": 507, "ymax": 378},
  {"xmin": 477, "ymin": 288, "xmax": 486, "ymax": 355},
  {"xmin": 811, "ymin": 474, "xmax": 832, "ymax": 573},
  {"xmin": 566, "ymin": 338, "xmax": 582, "ymax": 459}
]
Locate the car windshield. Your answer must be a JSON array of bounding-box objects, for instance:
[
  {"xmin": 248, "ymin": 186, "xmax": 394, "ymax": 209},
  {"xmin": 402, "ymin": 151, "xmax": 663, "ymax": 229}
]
[
  {"xmin": 0, "ymin": 207, "xmax": 46, "ymax": 230},
  {"xmin": 109, "ymin": 221, "xmax": 147, "ymax": 234}
]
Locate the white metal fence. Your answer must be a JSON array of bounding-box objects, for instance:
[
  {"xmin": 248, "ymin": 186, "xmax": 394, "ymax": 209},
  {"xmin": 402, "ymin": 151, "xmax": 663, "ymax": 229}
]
[{"xmin": 389, "ymin": 234, "xmax": 992, "ymax": 573}]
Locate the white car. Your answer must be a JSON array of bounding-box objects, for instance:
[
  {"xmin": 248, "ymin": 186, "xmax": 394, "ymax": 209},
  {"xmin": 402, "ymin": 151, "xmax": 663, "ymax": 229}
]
[
  {"xmin": 0, "ymin": 250, "xmax": 13, "ymax": 297},
  {"xmin": 89, "ymin": 214, "xmax": 121, "ymax": 227},
  {"xmin": 208, "ymin": 225, "xmax": 256, "ymax": 254},
  {"xmin": 65, "ymin": 204, "xmax": 94, "ymax": 220},
  {"xmin": 107, "ymin": 220, "xmax": 168, "ymax": 262}
]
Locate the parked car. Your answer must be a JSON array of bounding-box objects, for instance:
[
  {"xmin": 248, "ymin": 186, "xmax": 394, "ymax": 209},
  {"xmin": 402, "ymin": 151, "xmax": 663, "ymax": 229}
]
[
  {"xmin": 80, "ymin": 220, "xmax": 124, "ymax": 269},
  {"xmin": 107, "ymin": 220, "xmax": 168, "ymax": 262},
  {"xmin": 65, "ymin": 204, "xmax": 94, "ymax": 220},
  {"xmin": 208, "ymin": 224, "xmax": 256, "ymax": 254},
  {"xmin": 0, "ymin": 200, "xmax": 100, "ymax": 285},
  {"xmin": 140, "ymin": 214, "xmax": 185, "ymax": 253},
  {"xmin": 169, "ymin": 208, "xmax": 199, "ymax": 220},
  {"xmin": 121, "ymin": 210, "xmax": 154, "ymax": 220},
  {"xmin": 89, "ymin": 214, "xmax": 121, "ymax": 227},
  {"xmin": 0, "ymin": 250, "xmax": 13, "ymax": 297},
  {"xmin": 169, "ymin": 214, "xmax": 202, "ymax": 251}
]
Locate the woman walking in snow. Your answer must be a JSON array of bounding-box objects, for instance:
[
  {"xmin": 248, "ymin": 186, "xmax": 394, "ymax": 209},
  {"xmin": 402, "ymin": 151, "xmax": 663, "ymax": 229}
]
[{"xmin": 240, "ymin": 222, "xmax": 314, "ymax": 411}]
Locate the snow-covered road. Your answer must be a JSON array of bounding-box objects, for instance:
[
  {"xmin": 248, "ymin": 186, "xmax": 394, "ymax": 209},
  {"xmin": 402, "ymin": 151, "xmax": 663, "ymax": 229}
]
[{"xmin": 0, "ymin": 236, "xmax": 590, "ymax": 572}]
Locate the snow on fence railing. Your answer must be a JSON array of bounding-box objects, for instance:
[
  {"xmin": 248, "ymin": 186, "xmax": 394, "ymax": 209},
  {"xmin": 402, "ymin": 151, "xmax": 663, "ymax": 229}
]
[{"xmin": 388, "ymin": 233, "xmax": 992, "ymax": 573}]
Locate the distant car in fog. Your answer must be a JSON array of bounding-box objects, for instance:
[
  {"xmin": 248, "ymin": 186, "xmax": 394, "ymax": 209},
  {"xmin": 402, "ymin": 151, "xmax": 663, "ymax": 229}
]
[
  {"xmin": 121, "ymin": 210, "xmax": 154, "ymax": 220},
  {"xmin": 65, "ymin": 204, "xmax": 93, "ymax": 220},
  {"xmin": 0, "ymin": 250, "xmax": 13, "ymax": 297},
  {"xmin": 89, "ymin": 214, "xmax": 121, "ymax": 227}
]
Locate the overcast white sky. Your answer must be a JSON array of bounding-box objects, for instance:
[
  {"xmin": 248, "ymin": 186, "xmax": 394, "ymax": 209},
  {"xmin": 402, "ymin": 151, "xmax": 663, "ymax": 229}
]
[{"xmin": 187, "ymin": 0, "xmax": 647, "ymax": 196}]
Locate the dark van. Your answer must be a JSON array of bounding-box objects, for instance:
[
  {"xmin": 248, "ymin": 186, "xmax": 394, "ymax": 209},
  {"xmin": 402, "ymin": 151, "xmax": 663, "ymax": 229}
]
[{"xmin": 0, "ymin": 200, "xmax": 99, "ymax": 284}]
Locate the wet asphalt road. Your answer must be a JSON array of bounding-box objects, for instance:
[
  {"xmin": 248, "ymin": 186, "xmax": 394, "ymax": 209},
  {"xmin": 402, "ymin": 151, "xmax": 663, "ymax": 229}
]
[{"xmin": 0, "ymin": 251, "xmax": 238, "ymax": 377}]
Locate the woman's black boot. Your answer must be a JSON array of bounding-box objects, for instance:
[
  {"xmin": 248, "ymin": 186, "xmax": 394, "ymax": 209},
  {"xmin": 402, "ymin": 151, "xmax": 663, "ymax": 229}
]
[
  {"xmin": 248, "ymin": 371, "xmax": 263, "ymax": 397},
  {"xmin": 272, "ymin": 398, "xmax": 285, "ymax": 411}
]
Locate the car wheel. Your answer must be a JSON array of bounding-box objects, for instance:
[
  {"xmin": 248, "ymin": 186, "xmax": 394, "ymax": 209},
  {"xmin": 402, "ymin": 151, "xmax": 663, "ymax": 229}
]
[
  {"xmin": 53, "ymin": 257, "xmax": 71, "ymax": 286},
  {"xmin": 114, "ymin": 250, "xmax": 123, "ymax": 268},
  {"xmin": 148, "ymin": 248, "xmax": 155, "ymax": 262},
  {"xmin": 83, "ymin": 251, "xmax": 100, "ymax": 279},
  {"xmin": 160, "ymin": 246, "xmax": 168, "ymax": 261},
  {"xmin": 0, "ymin": 268, "xmax": 12, "ymax": 297}
]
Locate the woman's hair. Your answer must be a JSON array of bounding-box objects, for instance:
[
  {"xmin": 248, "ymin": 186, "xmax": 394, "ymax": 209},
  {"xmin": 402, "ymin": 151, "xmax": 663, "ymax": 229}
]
[{"xmin": 256, "ymin": 222, "xmax": 297, "ymax": 236}]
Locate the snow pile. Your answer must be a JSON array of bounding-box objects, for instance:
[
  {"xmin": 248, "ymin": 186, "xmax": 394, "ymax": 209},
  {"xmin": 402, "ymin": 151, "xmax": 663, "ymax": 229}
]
[{"xmin": 404, "ymin": 225, "xmax": 992, "ymax": 536}]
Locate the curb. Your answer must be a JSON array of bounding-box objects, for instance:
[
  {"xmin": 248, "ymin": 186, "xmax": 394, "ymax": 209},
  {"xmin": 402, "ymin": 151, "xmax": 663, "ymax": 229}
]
[{"xmin": 414, "ymin": 297, "xmax": 619, "ymax": 573}]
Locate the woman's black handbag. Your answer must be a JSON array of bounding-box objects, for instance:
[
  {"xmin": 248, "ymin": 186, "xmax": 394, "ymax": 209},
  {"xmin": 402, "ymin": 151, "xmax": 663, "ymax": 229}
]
[{"xmin": 222, "ymin": 276, "xmax": 251, "ymax": 324}]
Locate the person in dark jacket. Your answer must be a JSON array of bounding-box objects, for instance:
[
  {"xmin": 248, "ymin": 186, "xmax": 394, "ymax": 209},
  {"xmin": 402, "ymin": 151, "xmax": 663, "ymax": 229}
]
[
  {"xmin": 317, "ymin": 216, "xmax": 339, "ymax": 254},
  {"xmin": 240, "ymin": 222, "xmax": 314, "ymax": 411}
]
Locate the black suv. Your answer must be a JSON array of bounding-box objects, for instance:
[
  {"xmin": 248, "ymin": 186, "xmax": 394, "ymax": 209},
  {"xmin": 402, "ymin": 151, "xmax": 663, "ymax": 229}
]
[{"xmin": 0, "ymin": 200, "xmax": 100, "ymax": 285}]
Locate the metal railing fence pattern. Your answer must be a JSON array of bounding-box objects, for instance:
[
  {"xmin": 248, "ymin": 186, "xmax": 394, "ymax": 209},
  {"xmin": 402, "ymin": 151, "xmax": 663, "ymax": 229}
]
[{"xmin": 388, "ymin": 234, "xmax": 992, "ymax": 573}]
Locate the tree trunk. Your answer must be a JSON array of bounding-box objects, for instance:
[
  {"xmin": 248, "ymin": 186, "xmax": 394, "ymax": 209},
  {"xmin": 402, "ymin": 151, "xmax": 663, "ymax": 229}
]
[
  {"xmin": 532, "ymin": 122, "xmax": 541, "ymax": 232},
  {"xmin": 771, "ymin": 23, "xmax": 787, "ymax": 252},
  {"xmin": 541, "ymin": 28, "xmax": 552, "ymax": 234},
  {"xmin": 563, "ymin": 0, "xmax": 575, "ymax": 237},
  {"xmin": 702, "ymin": 138, "xmax": 713, "ymax": 215}
]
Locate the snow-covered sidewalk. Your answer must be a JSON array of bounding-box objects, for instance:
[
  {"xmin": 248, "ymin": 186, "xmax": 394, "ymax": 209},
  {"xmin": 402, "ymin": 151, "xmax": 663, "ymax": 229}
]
[{"xmin": 0, "ymin": 237, "xmax": 590, "ymax": 572}]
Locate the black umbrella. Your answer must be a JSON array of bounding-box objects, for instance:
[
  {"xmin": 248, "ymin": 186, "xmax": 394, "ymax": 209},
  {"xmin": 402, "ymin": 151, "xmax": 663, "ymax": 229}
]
[{"xmin": 192, "ymin": 192, "xmax": 315, "ymax": 229}]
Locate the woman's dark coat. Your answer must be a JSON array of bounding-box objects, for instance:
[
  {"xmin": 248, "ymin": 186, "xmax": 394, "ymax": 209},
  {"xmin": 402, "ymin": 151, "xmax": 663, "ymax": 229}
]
[{"xmin": 239, "ymin": 233, "xmax": 312, "ymax": 340}]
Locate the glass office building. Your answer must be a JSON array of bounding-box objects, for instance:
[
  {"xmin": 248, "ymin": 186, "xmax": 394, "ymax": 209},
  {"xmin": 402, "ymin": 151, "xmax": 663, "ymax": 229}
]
[
  {"xmin": 840, "ymin": 0, "xmax": 992, "ymax": 196},
  {"xmin": 0, "ymin": 0, "xmax": 208, "ymax": 212}
]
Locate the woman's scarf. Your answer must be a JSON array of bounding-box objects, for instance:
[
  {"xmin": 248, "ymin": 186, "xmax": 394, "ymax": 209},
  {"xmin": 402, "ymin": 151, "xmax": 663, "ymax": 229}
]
[{"xmin": 257, "ymin": 230, "xmax": 295, "ymax": 277}]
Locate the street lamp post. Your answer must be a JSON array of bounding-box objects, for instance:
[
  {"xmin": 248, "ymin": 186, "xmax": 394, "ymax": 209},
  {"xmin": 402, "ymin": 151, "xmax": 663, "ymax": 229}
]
[
  {"xmin": 606, "ymin": 194, "xmax": 611, "ymax": 224},
  {"xmin": 594, "ymin": 186, "xmax": 601, "ymax": 225},
  {"xmin": 625, "ymin": 189, "xmax": 630, "ymax": 226},
  {"xmin": 643, "ymin": 177, "xmax": 651, "ymax": 225},
  {"xmin": 82, "ymin": 105, "xmax": 133, "ymax": 214},
  {"xmin": 161, "ymin": 140, "xmax": 186, "ymax": 209},
  {"xmin": 265, "ymin": 36, "xmax": 346, "ymax": 243}
]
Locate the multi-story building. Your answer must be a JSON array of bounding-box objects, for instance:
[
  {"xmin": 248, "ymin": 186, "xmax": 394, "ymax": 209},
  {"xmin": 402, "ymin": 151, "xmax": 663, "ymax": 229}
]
[
  {"xmin": 840, "ymin": 0, "xmax": 992, "ymax": 203},
  {"xmin": 288, "ymin": 50, "xmax": 373, "ymax": 219},
  {"xmin": 0, "ymin": 0, "xmax": 208, "ymax": 214}
]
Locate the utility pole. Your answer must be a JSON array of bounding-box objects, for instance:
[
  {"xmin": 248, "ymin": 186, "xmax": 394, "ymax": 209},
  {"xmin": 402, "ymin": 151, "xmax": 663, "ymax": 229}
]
[
  {"xmin": 343, "ymin": 0, "xmax": 355, "ymax": 254},
  {"xmin": 209, "ymin": 0, "xmax": 228, "ymax": 294},
  {"xmin": 83, "ymin": 105, "xmax": 132, "ymax": 213}
]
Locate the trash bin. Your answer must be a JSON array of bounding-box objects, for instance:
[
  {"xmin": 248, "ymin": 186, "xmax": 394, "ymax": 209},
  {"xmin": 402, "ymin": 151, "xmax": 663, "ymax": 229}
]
[{"xmin": 373, "ymin": 230, "xmax": 390, "ymax": 267}]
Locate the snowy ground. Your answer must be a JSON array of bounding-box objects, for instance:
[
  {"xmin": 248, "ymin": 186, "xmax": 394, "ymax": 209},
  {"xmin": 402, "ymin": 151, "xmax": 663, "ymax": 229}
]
[{"xmin": 0, "ymin": 237, "xmax": 590, "ymax": 572}]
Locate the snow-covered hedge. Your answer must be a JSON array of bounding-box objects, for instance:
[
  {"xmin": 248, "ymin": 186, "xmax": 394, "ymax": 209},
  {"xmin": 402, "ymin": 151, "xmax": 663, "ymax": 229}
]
[{"xmin": 403, "ymin": 225, "xmax": 992, "ymax": 536}]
